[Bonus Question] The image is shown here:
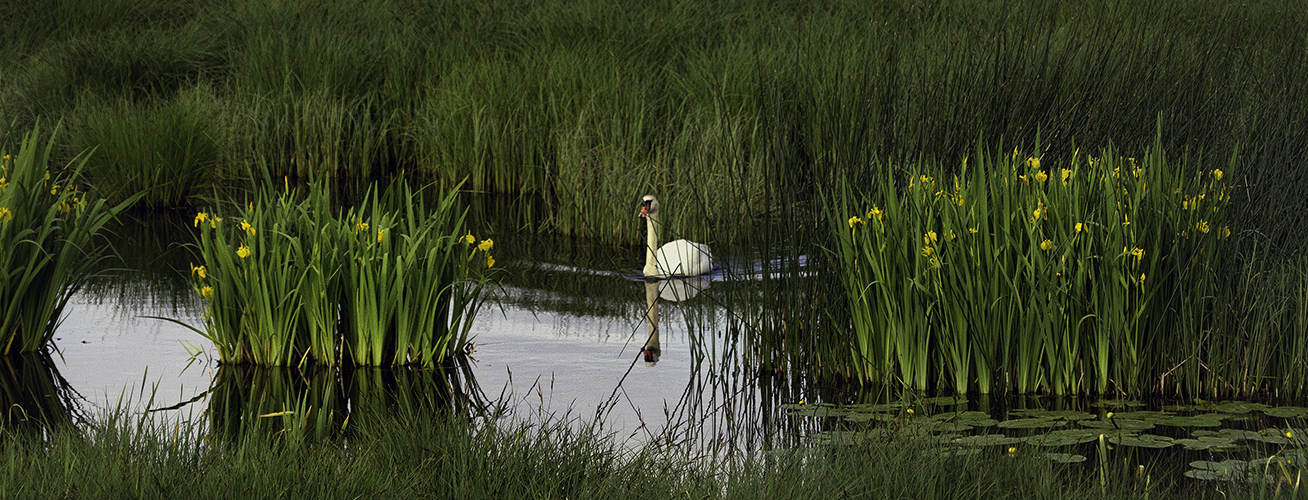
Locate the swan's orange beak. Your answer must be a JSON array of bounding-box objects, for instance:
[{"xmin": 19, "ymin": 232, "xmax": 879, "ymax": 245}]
[{"xmin": 639, "ymin": 205, "xmax": 649, "ymax": 218}]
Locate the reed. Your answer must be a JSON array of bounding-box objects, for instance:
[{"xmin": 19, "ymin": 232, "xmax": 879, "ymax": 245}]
[
  {"xmin": 0, "ymin": 123, "xmax": 133, "ymax": 354},
  {"xmin": 188, "ymin": 176, "xmax": 491, "ymax": 367},
  {"xmin": 832, "ymin": 133, "xmax": 1233, "ymax": 396}
]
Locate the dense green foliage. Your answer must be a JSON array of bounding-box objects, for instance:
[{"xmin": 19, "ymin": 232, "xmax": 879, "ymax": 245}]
[
  {"xmin": 2, "ymin": 0, "xmax": 1305, "ymax": 250},
  {"xmin": 0, "ymin": 125, "xmax": 132, "ymax": 354},
  {"xmin": 187, "ymin": 177, "xmax": 491, "ymax": 367}
]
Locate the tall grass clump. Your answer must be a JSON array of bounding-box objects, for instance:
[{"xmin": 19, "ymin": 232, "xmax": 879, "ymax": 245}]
[
  {"xmin": 188, "ymin": 177, "xmax": 492, "ymax": 367},
  {"xmin": 832, "ymin": 133, "xmax": 1233, "ymax": 396},
  {"xmin": 67, "ymin": 85, "xmax": 226, "ymax": 207},
  {"xmin": 0, "ymin": 124, "xmax": 132, "ymax": 354}
]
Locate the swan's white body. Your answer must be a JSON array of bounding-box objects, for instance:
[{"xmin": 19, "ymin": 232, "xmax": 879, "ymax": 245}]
[{"xmin": 640, "ymin": 195, "xmax": 713, "ymax": 278}]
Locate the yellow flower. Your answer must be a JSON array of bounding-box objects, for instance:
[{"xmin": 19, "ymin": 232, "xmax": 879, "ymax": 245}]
[
  {"xmin": 1033, "ymin": 170, "xmax": 1048, "ymax": 182},
  {"xmin": 948, "ymin": 230, "xmax": 956, "ymax": 241},
  {"xmin": 1220, "ymin": 226, "xmax": 1231, "ymax": 238},
  {"xmin": 1197, "ymin": 220, "xmax": 1211, "ymax": 234},
  {"xmin": 237, "ymin": 244, "xmax": 251, "ymax": 259},
  {"xmin": 1032, "ymin": 206, "xmax": 1043, "ymax": 222},
  {"xmin": 478, "ymin": 239, "xmax": 494, "ymax": 252},
  {"xmin": 969, "ymin": 227, "xmax": 978, "ymax": 234},
  {"xmin": 1075, "ymin": 222, "xmax": 1084, "ymax": 233},
  {"xmin": 355, "ymin": 221, "xmax": 369, "ymax": 233},
  {"xmin": 377, "ymin": 229, "xmax": 386, "ymax": 244},
  {"xmin": 0, "ymin": 207, "xmax": 11, "ymax": 222},
  {"xmin": 1212, "ymin": 169, "xmax": 1223, "ymax": 181},
  {"xmin": 1288, "ymin": 430, "xmax": 1294, "ymax": 439},
  {"xmin": 190, "ymin": 263, "xmax": 207, "ymax": 279},
  {"xmin": 1140, "ymin": 273, "xmax": 1146, "ymax": 283},
  {"xmin": 1123, "ymin": 214, "xmax": 1130, "ymax": 227},
  {"xmin": 194, "ymin": 212, "xmax": 209, "ymax": 227},
  {"xmin": 907, "ymin": 408, "xmax": 915, "ymax": 414},
  {"xmin": 200, "ymin": 286, "xmax": 214, "ymax": 298},
  {"xmin": 848, "ymin": 216, "xmax": 864, "ymax": 228},
  {"xmin": 921, "ymin": 246, "xmax": 934, "ymax": 257},
  {"xmin": 867, "ymin": 207, "xmax": 884, "ymax": 223},
  {"xmin": 240, "ymin": 220, "xmax": 256, "ymax": 236},
  {"xmin": 923, "ymin": 231, "xmax": 938, "ymax": 244},
  {"xmin": 462, "ymin": 231, "xmax": 476, "ymax": 245},
  {"xmin": 1129, "ymin": 247, "xmax": 1145, "ymax": 260},
  {"xmin": 1027, "ymin": 157, "xmax": 1040, "ymax": 170},
  {"xmin": 486, "ymin": 254, "xmax": 495, "ymax": 268},
  {"xmin": 1007, "ymin": 446, "xmax": 1017, "ymax": 454},
  {"xmin": 1060, "ymin": 168, "xmax": 1073, "ymax": 185},
  {"xmin": 1106, "ymin": 412, "xmax": 1114, "ymax": 419},
  {"xmin": 1040, "ymin": 239, "xmax": 1054, "ymax": 251}
]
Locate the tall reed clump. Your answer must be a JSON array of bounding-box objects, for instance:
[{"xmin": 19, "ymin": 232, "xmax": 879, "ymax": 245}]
[
  {"xmin": 832, "ymin": 134, "xmax": 1232, "ymax": 396},
  {"xmin": 0, "ymin": 124, "xmax": 131, "ymax": 354},
  {"xmin": 188, "ymin": 177, "xmax": 492, "ymax": 367}
]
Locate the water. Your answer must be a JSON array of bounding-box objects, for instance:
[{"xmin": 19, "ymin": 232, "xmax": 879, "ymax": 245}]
[{"xmin": 29, "ymin": 209, "xmax": 788, "ymax": 449}]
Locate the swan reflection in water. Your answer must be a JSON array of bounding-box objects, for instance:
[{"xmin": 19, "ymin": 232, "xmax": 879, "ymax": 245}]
[{"xmin": 641, "ymin": 276, "xmax": 710, "ymax": 366}]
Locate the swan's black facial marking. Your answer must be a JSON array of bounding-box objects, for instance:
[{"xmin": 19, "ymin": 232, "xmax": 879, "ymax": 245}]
[{"xmin": 639, "ymin": 195, "xmax": 657, "ymax": 218}]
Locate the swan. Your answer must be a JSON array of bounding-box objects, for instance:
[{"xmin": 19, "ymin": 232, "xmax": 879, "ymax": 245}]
[{"xmin": 639, "ymin": 195, "xmax": 713, "ymax": 278}]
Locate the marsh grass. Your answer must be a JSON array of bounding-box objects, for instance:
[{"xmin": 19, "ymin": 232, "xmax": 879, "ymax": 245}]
[
  {"xmin": 5, "ymin": 0, "xmax": 1305, "ymax": 251},
  {"xmin": 0, "ymin": 124, "xmax": 135, "ymax": 354},
  {"xmin": 189, "ymin": 176, "xmax": 491, "ymax": 367},
  {"xmin": 832, "ymin": 135, "xmax": 1233, "ymax": 396}
]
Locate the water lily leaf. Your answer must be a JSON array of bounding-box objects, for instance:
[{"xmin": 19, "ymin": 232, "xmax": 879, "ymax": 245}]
[
  {"xmin": 1026, "ymin": 429, "xmax": 1102, "ymax": 446},
  {"xmin": 926, "ymin": 396, "xmax": 968, "ymax": 406},
  {"xmin": 842, "ymin": 412, "xmax": 899, "ymax": 423},
  {"xmin": 934, "ymin": 410, "xmax": 990, "ymax": 421},
  {"xmin": 1186, "ymin": 460, "xmax": 1272, "ymax": 482},
  {"xmin": 1264, "ymin": 406, "xmax": 1308, "ymax": 418},
  {"xmin": 1091, "ymin": 399, "xmax": 1146, "ymax": 408},
  {"xmin": 1079, "ymin": 418, "xmax": 1154, "ymax": 431},
  {"xmin": 953, "ymin": 434, "xmax": 1024, "ymax": 447},
  {"xmin": 1216, "ymin": 402, "xmax": 1269, "ymax": 414},
  {"xmin": 997, "ymin": 418, "xmax": 1067, "ymax": 429},
  {"xmin": 1106, "ymin": 411, "xmax": 1174, "ymax": 421},
  {"xmin": 1175, "ymin": 436, "xmax": 1238, "ymax": 451},
  {"xmin": 1155, "ymin": 415, "xmax": 1225, "ymax": 427},
  {"xmin": 1109, "ymin": 434, "xmax": 1175, "ymax": 448},
  {"xmin": 1045, "ymin": 453, "xmax": 1088, "ymax": 463},
  {"xmin": 1008, "ymin": 409, "xmax": 1096, "ymax": 421}
]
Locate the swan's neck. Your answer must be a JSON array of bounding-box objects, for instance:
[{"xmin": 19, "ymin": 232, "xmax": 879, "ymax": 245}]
[{"xmin": 644, "ymin": 212, "xmax": 660, "ymax": 277}]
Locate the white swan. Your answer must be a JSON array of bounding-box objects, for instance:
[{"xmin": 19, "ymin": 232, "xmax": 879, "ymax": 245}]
[{"xmin": 639, "ymin": 195, "xmax": 713, "ymax": 278}]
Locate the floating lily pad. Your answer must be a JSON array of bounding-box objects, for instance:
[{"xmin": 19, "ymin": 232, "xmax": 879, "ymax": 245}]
[
  {"xmin": 1026, "ymin": 429, "xmax": 1103, "ymax": 446},
  {"xmin": 926, "ymin": 396, "xmax": 968, "ymax": 406},
  {"xmin": 1175, "ymin": 436, "xmax": 1239, "ymax": 451},
  {"xmin": 998, "ymin": 418, "xmax": 1067, "ymax": 429},
  {"xmin": 843, "ymin": 412, "xmax": 899, "ymax": 423},
  {"xmin": 934, "ymin": 422, "xmax": 975, "ymax": 433},
  {"xmin": 1008, "ymin": 409, "xmax": 1096, "ymax": 421},
  {"xmin": 1155, "ymin": 415, "xmax": 1225, "ymax": 427},
  {"xmin": 1106, "ymin": 411, "xmax": 1174, "ymax": 421},
  {"xmin": 953, "ymin": 434, "xmax": 1025, "ymax": 447},
  {"xmin": 1109, "ymin": 434, "xmax": 1175, "ymax": 448},
  {"xmin": 1091, "ymin": 399, "xmax": 1146, "ymax": 408},
  {"xmin": 1079, "ymin": 418, "xmax": 1154, "ymax": 431},
  {"xmin": 1216, "ymin": 402, "xmax": 1269, "ymax": 414},
  {"xmin": 934, "ymin": 410, "xmax": 991, "ymax": 421},
  {"xmin": 1264, "ymin": 406, "xmax": 1308, "ymax": 418},
  {"xmin": 1046, "ymin": 453, "xmax": 1088, "ymax": 463},
  {"xmin": 1186, "ymin": 460, "xmax": 1271, "ymax": 483}
]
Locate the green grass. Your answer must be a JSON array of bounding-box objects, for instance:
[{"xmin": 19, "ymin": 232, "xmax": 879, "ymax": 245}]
[
  {"xmin": 0, "ymin": 403, "xmax": 1266, "ymax": 500},
  {"xmin": 2, "ymin": 0, "xmax": 1304, "ymax": 250},
  {"xmin": 0, "ymin": 123, "xmax": 134, "ymax": 354},
  {"xmin": 187, "ymin": 175, "xmax": 492, "ymax": 367}
]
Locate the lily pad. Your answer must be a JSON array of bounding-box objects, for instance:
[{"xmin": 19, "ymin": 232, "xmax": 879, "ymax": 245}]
[
  {"xmin": 953, "ymin": 434, "xmax": 1025, "ymax": 447},
  {"xmin": 1026, "ymin": 429, "xmax": 1103, "ymax": 446},
  {"xmin": 1186, "ymin": 460, "xmax": 1271, "ymax": 483},
  {"xmin": 1175, "ymin": 436, "xmax": 1240, "ymax": 451},
  {"xmin": 1091, "ymin": 399, "xmax": 1146, "ymax": 408},
  {"xmin": 1264, "ymin": 406, "xmax": 1308, "ymax": 418},
  {"xmin": 1045, "ymin": 453, "xmax": 1088, "ymax": 463},
  {"xmin": 1079, "ymin": 418, "xmax": 1154, "ymax": 431},
  {"xmin": 1008, "ymin": 409, "xmax": 1096, "ymax": 421},
  {"xmin": 997, "ymin": 418, "xmax": 1067, "ymax": 429},
  {"xmin": 1155, "ymin": 415, "xmax": 1225, "ymax": 427},
  {"xmin": 1106, "ymin": 411, "xmax": 1174, "ymax": 421},
  {"xmin": 1109, "ymin": 434, "xmax": 1175, "ymax": 448},
  {"xmin": 933, "ymin": 410, "xmax": 991, "ymax": 421},
  {"xmin": 1216, "ymin": 402, "xmax": 1269, "ymax": 414},
  {"xmin": 926, "ymin": 396, "xmax": 968, "ymax": 406}
]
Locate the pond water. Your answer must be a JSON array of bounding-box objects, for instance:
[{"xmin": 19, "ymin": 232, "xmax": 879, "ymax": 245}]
[
  {"xmin": 41, "ymin": 208, "xmax": 796, "ymax": 449},
  {"xmin": 18, "ymin": 207, "xmax": 1308, "ymax": 485}
]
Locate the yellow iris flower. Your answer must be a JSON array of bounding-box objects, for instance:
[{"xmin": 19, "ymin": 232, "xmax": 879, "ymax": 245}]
[
  {"xmin": 478, "ymin": 239, "xmax": 494, "ymax": 252},
  {"xmin": 237, "ymin": 244, "xmax": 251, "ymax": 259},
  {"xmin": 200, "ymin": 286, "xmax": 214, "ymax": 298}
]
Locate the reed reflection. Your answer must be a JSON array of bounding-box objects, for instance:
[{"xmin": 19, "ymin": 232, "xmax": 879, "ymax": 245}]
[
  {"xmin": 206, "ymin": 360, "xmax": 482, "ymax": 441},
  {"xmin": 0, "ymin": 354, "xmax": 81, "ymax": 435}
]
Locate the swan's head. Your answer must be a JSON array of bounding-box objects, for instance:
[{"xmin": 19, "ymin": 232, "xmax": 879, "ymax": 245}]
[{"xmin": 639, "ymin": 195, "xmax": 660, "ymax": 218}]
